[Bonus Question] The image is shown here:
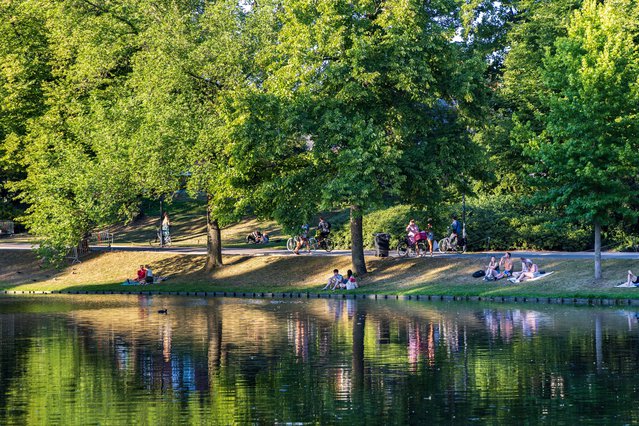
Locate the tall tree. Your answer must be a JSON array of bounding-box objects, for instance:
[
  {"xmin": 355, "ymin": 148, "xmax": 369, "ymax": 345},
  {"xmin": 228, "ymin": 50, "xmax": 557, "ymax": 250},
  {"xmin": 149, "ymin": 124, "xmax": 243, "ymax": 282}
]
[
  {"xmin": 10, "ymin": 0, "xmax": 144, "ymax": 260},
  {"xmin": 0, "ymin": 1, "xmax": 52, "ymax": 219},
  {"xmin": 227, "ymin": 0, "xmax": 484, "ymax": 275},
  {"xmin": 532, "ymin": 0, "xmax": 639, "ymax": 278}
]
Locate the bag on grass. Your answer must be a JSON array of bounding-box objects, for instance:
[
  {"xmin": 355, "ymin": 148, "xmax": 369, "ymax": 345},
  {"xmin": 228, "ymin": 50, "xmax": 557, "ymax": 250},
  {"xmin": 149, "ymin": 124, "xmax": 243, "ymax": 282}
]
[{"xmin": 472, "ymin": 270, "xmax": 485, "ymax": 278}]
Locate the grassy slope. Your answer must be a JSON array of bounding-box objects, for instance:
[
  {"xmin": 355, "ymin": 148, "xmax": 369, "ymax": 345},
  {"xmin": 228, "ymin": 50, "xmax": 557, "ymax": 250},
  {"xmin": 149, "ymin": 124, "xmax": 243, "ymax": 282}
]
[{"xmin": 2, "ymin": 249, "xmax": 639, "ymax": 300}]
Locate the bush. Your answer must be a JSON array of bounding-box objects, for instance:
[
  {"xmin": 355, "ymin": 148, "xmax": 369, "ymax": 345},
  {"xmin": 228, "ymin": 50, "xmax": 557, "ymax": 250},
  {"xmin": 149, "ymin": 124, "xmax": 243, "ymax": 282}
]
[{"xmin": 328, "ymin": 195, "xmax": 598, "ymax": 252}]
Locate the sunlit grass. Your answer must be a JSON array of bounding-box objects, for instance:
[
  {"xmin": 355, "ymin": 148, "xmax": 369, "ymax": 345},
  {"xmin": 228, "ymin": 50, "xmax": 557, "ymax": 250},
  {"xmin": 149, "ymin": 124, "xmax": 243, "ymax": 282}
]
[{"xmin": 2, "ymin": 249, "xmax": 639, "ymax": 300}]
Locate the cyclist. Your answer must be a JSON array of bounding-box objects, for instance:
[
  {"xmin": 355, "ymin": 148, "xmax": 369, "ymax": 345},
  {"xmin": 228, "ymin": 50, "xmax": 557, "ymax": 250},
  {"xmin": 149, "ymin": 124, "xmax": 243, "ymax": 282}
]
[
  {"xmin": 294, "ymin": 223, "xmax": 311, "ymax": 255},
  {"xmin": 450, "ymin": 215, "xmax": 462, "ymax": 248},
  {"xmin": 405, "ymin": 218, "xmax": 421, "ymax": 256},
  {"xmin": 317, "ymin": 217, "xmax": 331, "ymax": 242}
]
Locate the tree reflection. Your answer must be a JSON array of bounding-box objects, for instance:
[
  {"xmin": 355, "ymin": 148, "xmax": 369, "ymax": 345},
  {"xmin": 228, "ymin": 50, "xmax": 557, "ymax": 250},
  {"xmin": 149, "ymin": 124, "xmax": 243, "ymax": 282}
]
[{"xmin": 1, "ymin": 296, "xmax": 639, "ymax": 424}]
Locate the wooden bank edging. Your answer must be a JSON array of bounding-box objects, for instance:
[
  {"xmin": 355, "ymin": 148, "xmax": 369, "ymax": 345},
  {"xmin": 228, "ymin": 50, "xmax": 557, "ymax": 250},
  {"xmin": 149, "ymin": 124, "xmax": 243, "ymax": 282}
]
[{"xmin": 2, "ymin": 289, "xmax": 639, "ymax": 307}]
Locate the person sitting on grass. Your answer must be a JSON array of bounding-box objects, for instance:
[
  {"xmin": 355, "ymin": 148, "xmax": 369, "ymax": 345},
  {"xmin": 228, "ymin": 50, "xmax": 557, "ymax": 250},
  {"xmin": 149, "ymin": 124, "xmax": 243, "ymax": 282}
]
[
  {"xmin": 514, "ymin": 261, "xmax": 539, "ymax": 283},
  {"xmin": 496, "ymin": 252, "xmax": 513, "ymax": 280},
  {"xmin": 622, "ymin": 270, "xmax": 639, "ymax": 287},
  {"xmin": 126, "ymin": 265, "xmax": 147, "ymax": 285},
  {"xmin": 145, "ymin": 265, "xmax": 154, "ymax": 285},
  {"xmin": 246, "ymin": 230, "xmax": 263, "ymax": 244},
  {"xmin": 323, "ymin": 269, "xmax": 343, "ymax": 290},
  {"xmin": 484, "ymin": 256, "xmax": 500, "ymax": 281},
  {"xmin": 344, "ymin": 270, "xmax": 358, "ymax": 290}
]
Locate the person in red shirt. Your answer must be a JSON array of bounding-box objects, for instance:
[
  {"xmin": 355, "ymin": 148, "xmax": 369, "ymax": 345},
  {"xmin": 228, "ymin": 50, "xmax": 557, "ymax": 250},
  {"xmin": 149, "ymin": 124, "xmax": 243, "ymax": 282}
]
[{"xmin": 136, "ymin": 265, "xmax": 147, "ymax": 283}]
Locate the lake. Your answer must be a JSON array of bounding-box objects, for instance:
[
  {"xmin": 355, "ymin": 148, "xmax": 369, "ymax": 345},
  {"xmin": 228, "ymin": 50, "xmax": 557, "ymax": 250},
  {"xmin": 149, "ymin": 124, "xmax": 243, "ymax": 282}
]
[{"xmin": 0, "ymin": 294, "xmax": 638, "ymax": 424}]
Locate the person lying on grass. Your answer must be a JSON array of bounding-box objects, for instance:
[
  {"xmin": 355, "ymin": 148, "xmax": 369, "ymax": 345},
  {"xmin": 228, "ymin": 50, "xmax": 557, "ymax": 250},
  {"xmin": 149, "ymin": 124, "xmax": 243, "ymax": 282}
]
[{"xmin": 514, "ymin": 261, "xmax": 540, "ymax": 283}]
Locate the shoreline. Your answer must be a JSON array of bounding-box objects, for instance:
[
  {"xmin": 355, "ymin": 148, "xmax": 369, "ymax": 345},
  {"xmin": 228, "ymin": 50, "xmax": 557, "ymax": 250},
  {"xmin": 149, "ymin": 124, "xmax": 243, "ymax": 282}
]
[{"xmin": 3, "ymin": 288, "xmax": 639, "ymax": 308}]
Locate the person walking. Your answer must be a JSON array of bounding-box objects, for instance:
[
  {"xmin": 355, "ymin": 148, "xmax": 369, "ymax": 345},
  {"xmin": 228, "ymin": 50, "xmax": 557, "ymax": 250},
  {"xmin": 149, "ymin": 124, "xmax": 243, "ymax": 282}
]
[{"xmin": 161, "ymin": 212, "xmax": 171, "ymax": 246}]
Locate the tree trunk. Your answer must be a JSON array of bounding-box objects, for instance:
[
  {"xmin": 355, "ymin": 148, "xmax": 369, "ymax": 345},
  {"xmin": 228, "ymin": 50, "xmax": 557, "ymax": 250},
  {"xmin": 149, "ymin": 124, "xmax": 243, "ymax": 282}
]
[
  {"xmin": 205, "ymin": 201, "xmax": 223, "ymax": 272},
  {"xmin": 350, "ymin": 205, "xmax": 367, "ymax": 275},
  {"xmin": 352, "ymin": 309, "xmax": 366, "ymax": 390},
  {"xmin": 594, "ymin": 221, "xmax": 601, "ymax": 280}
]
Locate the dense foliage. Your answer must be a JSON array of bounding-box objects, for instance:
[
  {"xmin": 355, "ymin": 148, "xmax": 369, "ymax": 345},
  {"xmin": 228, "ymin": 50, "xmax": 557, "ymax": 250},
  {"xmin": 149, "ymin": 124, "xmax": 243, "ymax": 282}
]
[{"xmin": 1, "ymin": 0, "xmax": 637, "ymax": 278}]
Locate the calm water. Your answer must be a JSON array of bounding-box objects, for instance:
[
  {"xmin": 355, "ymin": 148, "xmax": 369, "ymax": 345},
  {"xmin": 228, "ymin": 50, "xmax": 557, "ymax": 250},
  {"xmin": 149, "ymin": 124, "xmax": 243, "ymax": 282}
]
[{"xmin": 1, "ymin": 295, "xmax": 639, "ymax": 424}]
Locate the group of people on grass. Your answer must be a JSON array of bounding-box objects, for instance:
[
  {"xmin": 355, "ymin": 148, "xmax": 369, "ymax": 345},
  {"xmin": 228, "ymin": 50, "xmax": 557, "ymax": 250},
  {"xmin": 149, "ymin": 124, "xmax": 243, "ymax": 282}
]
[
  {"xmin": 483, "ymin": 252, "xmax": 541, "ymax": 283},
  {"xmin": 323, "ymin": 269, "xmax": 358, "ymax": 290},
  {"xmin": 127, "ymin": 264, "xmax": 155, "ymax": 285},
  {"xmin": 246, "ymin": 230, "xmax": 270, "ymax": 244}
]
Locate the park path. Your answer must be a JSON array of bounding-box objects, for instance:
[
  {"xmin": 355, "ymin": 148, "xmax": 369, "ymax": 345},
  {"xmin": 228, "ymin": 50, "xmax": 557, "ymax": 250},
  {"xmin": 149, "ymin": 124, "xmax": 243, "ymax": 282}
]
[{"xmin": 1, "ymin": 242, "xmax": 638, "ymax": 260}]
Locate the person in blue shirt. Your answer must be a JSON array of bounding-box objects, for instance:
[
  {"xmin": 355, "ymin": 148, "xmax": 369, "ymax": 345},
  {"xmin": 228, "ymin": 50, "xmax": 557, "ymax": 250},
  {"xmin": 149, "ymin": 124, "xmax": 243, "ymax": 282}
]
[
  {"xmin": 294, "ymin": 223, "xmax": 311, "ymax": 255},
  {"xmin": 450, "ymin": 215, "xmax": 462, "ymax": 247}
]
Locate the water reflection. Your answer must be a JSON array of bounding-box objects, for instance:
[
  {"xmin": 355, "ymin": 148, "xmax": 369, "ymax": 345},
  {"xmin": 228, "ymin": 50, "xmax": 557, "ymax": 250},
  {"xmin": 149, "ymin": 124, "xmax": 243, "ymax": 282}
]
[{"xmin": 1, "ymin": 295, "xmax": 639, "ymax": 424}]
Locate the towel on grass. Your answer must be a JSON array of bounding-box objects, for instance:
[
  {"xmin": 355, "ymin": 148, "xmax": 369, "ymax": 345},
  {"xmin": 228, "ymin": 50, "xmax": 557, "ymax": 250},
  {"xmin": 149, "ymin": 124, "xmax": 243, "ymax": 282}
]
[
  {"xmin": 508, "ymin": 271, "xmax": 554, "ymax": 283},
  {"xmin": 616, "ymin": 281, "xmax": 638, "ymax": 288}
]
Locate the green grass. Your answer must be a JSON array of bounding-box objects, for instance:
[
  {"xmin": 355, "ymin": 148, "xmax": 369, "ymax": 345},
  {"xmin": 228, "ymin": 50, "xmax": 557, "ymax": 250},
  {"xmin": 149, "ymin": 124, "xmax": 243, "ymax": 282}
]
[{"xmin": 2, "ymin": 249, "xmax": 639, "ymax": 301}]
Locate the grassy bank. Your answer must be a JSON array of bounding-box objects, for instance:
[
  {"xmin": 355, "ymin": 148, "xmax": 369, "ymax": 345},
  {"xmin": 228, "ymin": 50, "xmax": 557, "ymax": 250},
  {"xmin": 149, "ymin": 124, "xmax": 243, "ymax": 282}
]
[{"xmin": 2, "ymin": 249, "xmax": 639, "ymax": 300}]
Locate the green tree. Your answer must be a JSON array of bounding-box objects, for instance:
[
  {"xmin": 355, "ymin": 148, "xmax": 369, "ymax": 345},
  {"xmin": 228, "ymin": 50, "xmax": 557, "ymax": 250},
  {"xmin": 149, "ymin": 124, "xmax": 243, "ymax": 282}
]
[
  {"xmin": 0, "ymin": 1, "xmax": 52, "ymax": 219},
  {"xmin": 532, "ymin": 0, "xmax": 639, "ymax": 278},
  {"xmin": 9, "ymin": 0, "xmax": 144, "ymax": 260},
  {"xmin": 227, "ymin": 0, "xmax": 484, "ymax": 275}
]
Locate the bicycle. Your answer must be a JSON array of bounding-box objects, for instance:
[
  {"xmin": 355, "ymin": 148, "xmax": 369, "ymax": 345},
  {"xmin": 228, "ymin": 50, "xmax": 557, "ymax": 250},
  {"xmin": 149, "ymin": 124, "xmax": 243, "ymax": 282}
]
[
  {"xmin": 437, "ymin": 225, "xmax": 466, "ymax": 254},
  {"xmin": 287, "ymin": 235, "xmax": 334, "ymax": 252},
  {"xmin": 149, "ymin": 227, "xmax": 172, "ymax": 247},
  {"xmin": 397, "ymin": 235, "xmax": 429, "ymax": 257},
  {"xmin": 310, "ymin": 235, "xmax": 334, "ymax": 252}
]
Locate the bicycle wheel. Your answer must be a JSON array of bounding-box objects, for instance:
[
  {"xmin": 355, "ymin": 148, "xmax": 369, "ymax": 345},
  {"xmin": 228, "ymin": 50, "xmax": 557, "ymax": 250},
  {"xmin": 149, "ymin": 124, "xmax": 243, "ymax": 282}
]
[
  {"xmin": 308, "ymin": 237, "xmax": 318, "ymax": 251},
  {"xmin": 397, "ymin": 241, "xmax": 409, "ymax": 257},
  {"xmin": 286, "ymin": 237, "xmax": 296, "ymax": 252},
  {"xmin": 323, "ymin": 238, "xmax": 334, "ymax": 252},
  {"xmin": 438, "ymin": 238, "xmax": 449, "ymax": 253},
  {"xmin": 417, "ymin": 241, "xmax": 429, "ymax": 255}
]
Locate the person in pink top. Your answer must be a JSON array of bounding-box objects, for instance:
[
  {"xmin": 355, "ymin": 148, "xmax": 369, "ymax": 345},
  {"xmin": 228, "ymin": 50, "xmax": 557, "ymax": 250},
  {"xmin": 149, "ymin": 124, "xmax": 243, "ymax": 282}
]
[{"xmin": 405, "ymin": 219, "xmax": 421, "ymax": 256}]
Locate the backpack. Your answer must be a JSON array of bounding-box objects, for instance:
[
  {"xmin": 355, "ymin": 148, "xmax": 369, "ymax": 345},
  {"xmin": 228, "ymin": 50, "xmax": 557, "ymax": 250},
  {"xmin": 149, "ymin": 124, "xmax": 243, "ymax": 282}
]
[{"xmin": 472, "ymin": 270, "xmax": 485, "ymax": 278}]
